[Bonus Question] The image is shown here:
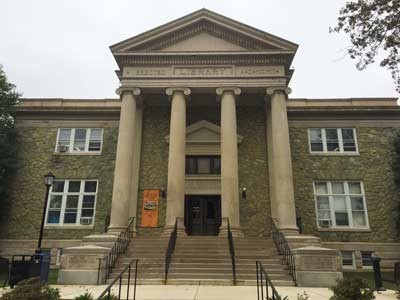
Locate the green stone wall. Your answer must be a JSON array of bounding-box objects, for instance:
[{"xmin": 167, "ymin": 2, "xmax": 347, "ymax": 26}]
[
  {"xmin": 290, "ymin": 126, "xmax": 400, "ymax": 242},
  {"xmin": 237, "ymin": 107, "xmax": 271, "ymax": 237},
  {"xmin": 0, "ymin": 126, "xmax": 118, "ymax": 240}
]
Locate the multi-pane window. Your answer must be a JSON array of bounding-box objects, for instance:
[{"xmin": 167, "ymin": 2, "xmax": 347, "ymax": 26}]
[
  {"xmin": 314, "ymin": 181, "xmax": 368, "ymax": 228},
  {"xmin": 309, "ymin": 128, "xmax": 357, "ymax": 153},
  {"xmin": 186, "ymin": 156, "xmax": 221, "ymax": 175},
  {"xmin": 341, "ymin": 251, "xmax": 355, "ymax": 269},
  {"xmin": 46, "ymin": 180, "xmax": 98, "ymax": 226},
  {"xmin": 56, "ymin": 128, "xmax": 103, "ymax": 153}
]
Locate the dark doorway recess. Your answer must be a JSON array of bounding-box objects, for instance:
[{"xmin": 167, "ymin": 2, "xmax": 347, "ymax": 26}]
[{"xmin": 185, "ymin": 195, "xmax": 221, "ymax": 236}]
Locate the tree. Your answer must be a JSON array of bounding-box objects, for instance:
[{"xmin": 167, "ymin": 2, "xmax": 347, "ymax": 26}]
[
  {"xmin": 331, "ymin": 0, "xmax": 400, "ymax": 92},
  {"xmin": 0, "ymin": 65, "xmax": 19, "ymax": 208}
]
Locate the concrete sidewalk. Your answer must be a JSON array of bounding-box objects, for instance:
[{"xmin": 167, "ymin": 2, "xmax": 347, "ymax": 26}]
[
  {"xmin": 1, "ymin": 285, "xmax": 398, "ymax": 299},
  {"xmin": 54, "ymin": 285, "xmax": 398, "ymax": 300}
]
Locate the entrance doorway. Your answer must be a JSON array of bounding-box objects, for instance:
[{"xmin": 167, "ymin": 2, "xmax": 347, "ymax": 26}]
[{"xmin": 184, "ymin": 195, "xmax": 221, "ymax": 236}]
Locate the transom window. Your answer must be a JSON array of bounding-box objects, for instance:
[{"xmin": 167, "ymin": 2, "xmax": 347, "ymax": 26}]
[
  {"xmin": 46, "ymin": 179, "xmax": 98, "ymax": 226},
  {"xmin": 314, "ymin": 181, "xmax": 368, "ymax": 228},
  {"xmin": 56, "ymin": 128, "xmax": 103, "ymax": 153},
  {"xmin": 186, "ymin": 156, "xmax": 221, "ymax": 175},
  {"xmin": 309, "ymin": 128, "xmax": 357, "ymax": 153}
]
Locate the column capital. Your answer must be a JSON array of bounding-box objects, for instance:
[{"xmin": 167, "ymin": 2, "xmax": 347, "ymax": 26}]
[
  {"xmin": 116, "ymin": 86, "xmax": 141, "ymax": 97},
  {"xmin": 166, "ymin": 87, "xmax": 191, "ymax": 97},
  {"xmin": 266, "ymin": 86, "xmax": 292, "ymax": 96},
  {"xmin": 216, "ymin": 87, "xmax": 241, "ymax": 96}
]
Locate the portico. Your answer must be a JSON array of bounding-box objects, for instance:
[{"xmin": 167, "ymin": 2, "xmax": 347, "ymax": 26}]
[{"xmin": 107, "ymin": 9, "xmax": 300, "ymax": 236}]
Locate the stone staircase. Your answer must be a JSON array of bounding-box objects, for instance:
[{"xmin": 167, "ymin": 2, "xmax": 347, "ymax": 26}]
[{"xmin": 109, "ymin": 235, "xmax": 294, "ymax": 286}]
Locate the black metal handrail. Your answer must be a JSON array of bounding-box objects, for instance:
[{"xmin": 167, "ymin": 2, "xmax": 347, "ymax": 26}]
[
  {"xmin": 256, "ymin": 261, "xmax": 287, "ymax": 300},
  {"xmin": 164, "ymin": 218, "xmax": 178, "ymax": 284},
  {"xmin": 224, "ymin": 218, "xmax": 237, "ymax": 285},
  {"xmin": 270, "ymin": 218, "xmax": 296, "ymax": 282},
  {"xmin": 97, "ymin": 259, "xmax": 138, "ymax": 300},
  {"xmin": 98, "ymin": 217, "xmax": 135, "ymax": 284}
]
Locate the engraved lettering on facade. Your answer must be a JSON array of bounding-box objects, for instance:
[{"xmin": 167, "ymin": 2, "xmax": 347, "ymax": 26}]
[{"xmin": 173, "ymin": 67, "xmax": 233, "ymax": 77}]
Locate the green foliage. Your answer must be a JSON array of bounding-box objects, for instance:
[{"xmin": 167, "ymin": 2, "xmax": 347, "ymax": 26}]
[
  {"xmin": 330, "ymin": 278, "xmax": 375, "ymax": 300},
  {"xmin": 74, "ymin": 292, "xmax": 94, "ymax": 300},
  {"xmin": 297, "ymin": 291, "xmax": 309, "ymax": 300},
  {"xmin": 99, "ymin": 295, "xmax": 118, "ymax": 300},
  {"xmin": 331, "ymin": 0, "xmax": 400, "ymax": 93},
  {"xmin": 0, "ymin": 277, "xmax": 60, "ymax": 300},
  {"xmin": 0, "ymin": 65, "xmax": 19, "ymax": 211}
]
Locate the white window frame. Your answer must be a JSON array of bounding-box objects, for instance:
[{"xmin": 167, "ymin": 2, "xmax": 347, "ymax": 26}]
[
  {"xmin": 341, "ymin": 251, "xmax": 356, "ymax": 269},
  {"xmin": 313, "ymin": 181, "xmax": 370, "ymax": 229},
  {"xmin": 55, "ymin": 128, "xmax": 104, "ymax": 154},
  {"xmin": 45, "ymin": 179, "xmax": 98, "ymax": 226},
  {"xmin": 308, "ymin": 128, "xmax": 358, "ymax": 154}
]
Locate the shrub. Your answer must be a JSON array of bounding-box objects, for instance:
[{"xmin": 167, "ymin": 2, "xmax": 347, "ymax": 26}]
[
  {"xmin": 330, "ymin": 278, "xmax": 375, "ymax": 300},
  {"xmin": 0, "ymin": 277, "xmax": 60, "ymax": 300},
  {"xmin": 74, "ymin": 292, "xmax": 94, "ymax": 300},
  {"xmin": 99, "ymin": 295, "xmax": 118, "ymax": 300}
]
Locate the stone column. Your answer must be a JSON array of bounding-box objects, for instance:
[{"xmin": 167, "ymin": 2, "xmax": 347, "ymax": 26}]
[
  {"xmin": 266, "ymin": 87, "xmax": 298, "ymax": 234},
  {"xmin": 108, "ymin": 87, "xmax": 140, "ymax": 232},
  {"xmin": 129, "ymin": 104, "xmax": 143, "ymax": 231},
  {"xmin": 216, "ymin": 87, "xmax": 242, "ymax": 236},
  {"xmin": 164, "ymin": 88, "xmax": 191, "ymax": 233}
]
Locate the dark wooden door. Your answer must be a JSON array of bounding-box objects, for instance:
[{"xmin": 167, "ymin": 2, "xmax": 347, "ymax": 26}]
[{"xmin": 185, "ymin": 196, "xmax": 221, "ymax": 236}]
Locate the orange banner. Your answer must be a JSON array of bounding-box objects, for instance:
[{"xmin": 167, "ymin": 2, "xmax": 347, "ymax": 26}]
[{"xmin": 141, "ymin": 189, "xmax": 159, "ymax": 227}]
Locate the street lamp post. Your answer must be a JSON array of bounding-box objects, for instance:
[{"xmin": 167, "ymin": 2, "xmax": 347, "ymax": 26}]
[{"xmin": 37, "ymin": 172, "xmax": 55, "ymax": 252}]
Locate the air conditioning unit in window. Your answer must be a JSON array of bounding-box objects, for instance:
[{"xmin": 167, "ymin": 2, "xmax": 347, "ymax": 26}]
[
  {"xmin": 319, "ymin": 220, "xmax": 332, "ymax": 228},
  {"xmin": 58, "ymin": 145, "xmax": 68, "ymax": 153},
  {"xmin": 80, "ymin": 218, "xmax": 93, "ymax": 225}
]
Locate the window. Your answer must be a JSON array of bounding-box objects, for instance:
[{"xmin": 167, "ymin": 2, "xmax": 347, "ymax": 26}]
[
  {"xmin": 361, "ymin": 251, "xmax": 374, "ymax": 269},
  {"xmin": 314, "ymin": 181, "xmax": 368, "ymax": 228},
  {"xmin": 56, "ymin": 128, "xmax": 103, "ymax": 153},
  {"xmin": 186, "ymin": 156, "xmax": 221, "ymax": 175},
  {"xmin": 309, "ymin": 128, "xmax": 357, "ymax": 153},
  {"xmin": 46, "ymin": 179, "xmax": 98, "ymax": 226},
  {"xmin": 341, "ymin": 251, "xmax": 355, "ymax": 269}
]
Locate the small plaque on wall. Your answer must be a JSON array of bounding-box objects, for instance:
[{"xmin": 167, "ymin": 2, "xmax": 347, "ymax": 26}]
[{"xmin": 141, "ymin": 190, "xmax": 159, "ymax": 227}]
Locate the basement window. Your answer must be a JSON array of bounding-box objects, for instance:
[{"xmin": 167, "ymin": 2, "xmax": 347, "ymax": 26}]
[
  {"xmin": 341, "ymin": 251, "xmax": 355, "ymax": 269},
  {"xmin": 361, "ymin": 251, "xmax": 374, "ymax": 269}
]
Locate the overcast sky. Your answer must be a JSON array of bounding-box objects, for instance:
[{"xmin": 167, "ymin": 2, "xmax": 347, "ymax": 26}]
[{"xmin": 0, "ymin": 0, "xmax": 398, "ymax": 99}]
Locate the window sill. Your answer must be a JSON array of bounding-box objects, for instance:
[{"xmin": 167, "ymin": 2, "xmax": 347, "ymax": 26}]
[
  {"xmin": 310, "ymin": 152, "xmax": 360, "ymax": 157},
  {"xmin": 185, "ymin": 175, "xmax": 221, "ymax": 180},
  {"xmin": 53, "ymin": 152, "xmax": 102, "ymax": 156},
  {"xmin": 44, "ymin": 225, "xmax": 94, "ymax": 230},
  {"xmin": 318, "ymin": 227, "xmax": 370, "ymax": 232}
]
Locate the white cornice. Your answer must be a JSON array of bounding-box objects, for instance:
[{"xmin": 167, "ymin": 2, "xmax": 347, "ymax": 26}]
[{"xmin": 110, "ymin": 9, "xmax": 298, "ymax": 53}]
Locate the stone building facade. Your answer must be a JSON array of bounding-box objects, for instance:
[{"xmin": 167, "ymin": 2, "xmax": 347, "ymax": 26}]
[{"xmin": 1, "ymin": 9, "xmax": 399, "ymax": 284}]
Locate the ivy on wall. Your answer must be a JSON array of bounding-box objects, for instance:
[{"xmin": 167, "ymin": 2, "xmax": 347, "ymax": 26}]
[{"xmin": 392, "ymin": 132, "xmax": 400, "ymax": 237}]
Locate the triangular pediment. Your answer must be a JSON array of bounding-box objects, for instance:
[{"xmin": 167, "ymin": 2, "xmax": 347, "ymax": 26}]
[
  {"xmin": 165, "ymin": 120, "xmax": 243, "ymax": 144},
  {"xmin": 111, "ymin": 9, "xmax": 298, "ymax": 53},
  {"xmin": 161, "ymin": 32, "xmax": 247, "ymax": 52}
]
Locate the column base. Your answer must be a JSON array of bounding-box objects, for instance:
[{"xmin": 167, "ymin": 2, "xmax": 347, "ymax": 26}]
[
  {"xmin": 162, "ymin": 218, "xmax": 187, "ymax": 237},
  {"xmin": 218, "ymin": 219, "xmax": 243, "ymax": 237},
  {"xmin": 278, "ymin": 225, "xmax": 299, "ymax": 236}
]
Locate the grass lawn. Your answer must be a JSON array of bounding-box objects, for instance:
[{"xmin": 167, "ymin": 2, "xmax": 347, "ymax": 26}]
[{"xmin": 343, "ymin": 271, "xmax": 399, "ymax": 291}]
